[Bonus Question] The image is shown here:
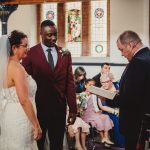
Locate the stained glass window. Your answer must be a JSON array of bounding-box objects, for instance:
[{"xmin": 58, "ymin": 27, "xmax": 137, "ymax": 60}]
[
  {"xmin": 40, "ymin": 0, "xmax": 109, "ymax": 58},
  {"xmin": 90, "ymin": 0, "xmax": 108, "ymax": 57},
  {"xmin": 41, "ymin": 3, "xmax": 57, "ymax": 26},
  {"xmin": 65, "ymin": 2, "xmax": 82, "ymax": 57}
]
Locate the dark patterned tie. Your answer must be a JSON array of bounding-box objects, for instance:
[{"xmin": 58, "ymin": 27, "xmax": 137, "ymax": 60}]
[{"xmin": 47, "ymin": 48, "xmax": 54, "ymax": 70}]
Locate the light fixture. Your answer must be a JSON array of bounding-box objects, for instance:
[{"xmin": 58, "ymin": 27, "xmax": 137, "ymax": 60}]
[{"xmin": 0, "ymin": 4, "xmax": 18, "ymax": 34}]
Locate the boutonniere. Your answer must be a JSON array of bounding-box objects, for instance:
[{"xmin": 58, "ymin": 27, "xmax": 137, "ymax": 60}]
[{"xmin": 59, "ymin": 48, "xmax": 70, "ymax": 57}]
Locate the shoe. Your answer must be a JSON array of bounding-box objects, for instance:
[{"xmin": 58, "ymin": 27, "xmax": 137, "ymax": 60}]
[
  {"xmin": 101, "ymin": 138, "xmax": 105, "ymax": 143},
  {"xmin": 104, "ymin": 139, "xmax": 114, "ymax": 145},
  {"xmin": 75, "ymin": 147, "xmax": 84, "ymax": 150},
  {"xmin": 104, "ymin": 143, "xmax": 111, "ymax": 148},
  {"xmin": 82, "ymin": 146, "xmax": 87, "ymax": 150},
  {"xmin": 75, "ymin": 145, "xmax": 84, "ymax": 150}
]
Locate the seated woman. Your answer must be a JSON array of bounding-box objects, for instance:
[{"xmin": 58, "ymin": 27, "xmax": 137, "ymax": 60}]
[
  {"xmin": 74, "ymin": 66, "xmax": 87, "ymax": 93},
  {"xmin": 79, "ymin": 79, "xmax": 114, "ymax": 145},
  {"xmin": 94, "ymin": 73, "xmax": 125, "ymax": 148}
]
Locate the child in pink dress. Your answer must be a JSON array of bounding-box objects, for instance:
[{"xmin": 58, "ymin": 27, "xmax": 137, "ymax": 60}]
[
  {"xmin": 80, "ymin": 79, "xmax": 114, "ymax": 145},
  {"xmin": 67, "ymin": 106, "xmax": 90, "ymax": 150}
]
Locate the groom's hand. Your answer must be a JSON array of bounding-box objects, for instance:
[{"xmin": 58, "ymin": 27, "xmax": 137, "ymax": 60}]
[{"xmin": 67, "ymin": 112, "xmax": 76, "ymax": 125}]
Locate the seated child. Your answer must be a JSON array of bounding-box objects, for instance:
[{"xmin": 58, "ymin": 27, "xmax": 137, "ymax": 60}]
[
  {"xmin": 79, "ymin": 79, "xmax": 114, "ymax": 145},
  {"xmin": 67, "ymin": 107, "xmax": 90, "ymax": 150}
]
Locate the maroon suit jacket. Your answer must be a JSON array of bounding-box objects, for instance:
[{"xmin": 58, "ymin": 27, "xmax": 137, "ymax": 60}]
[{"xmin": 22, "ymin": 44, "xmax": 77, "ymax": 117}]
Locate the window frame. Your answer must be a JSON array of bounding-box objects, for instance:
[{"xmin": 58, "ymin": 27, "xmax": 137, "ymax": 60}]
[{"xmin": 37, "ymin": 0, "xmax": 110, "ymax": 63}]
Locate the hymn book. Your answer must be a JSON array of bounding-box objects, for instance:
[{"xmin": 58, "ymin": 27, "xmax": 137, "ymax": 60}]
[{"xmin": 87, "ymin": 86, "xmax": 116, "ymax": 100}]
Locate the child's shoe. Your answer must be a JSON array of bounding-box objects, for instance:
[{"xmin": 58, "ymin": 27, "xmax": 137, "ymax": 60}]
[{"xmin": 104, "ymin": 138, "xmax": 114, "ymax": 145}]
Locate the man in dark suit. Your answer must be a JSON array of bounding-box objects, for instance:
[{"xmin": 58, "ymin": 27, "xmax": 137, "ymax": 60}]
[
  {"xmin": 106, "ymin": 30, "xmax": 150, "ymax": 150},
  {"xmin": 22, "ymin": 20, "xmax": 77, "ymax": 150},
  {"xmin": 92, "ymin": 62, "xmax": 110, "ymax": 87}
]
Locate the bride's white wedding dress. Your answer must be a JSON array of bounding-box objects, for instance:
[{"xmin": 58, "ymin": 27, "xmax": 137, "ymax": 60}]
[{"xmin": 0, "ymin": 75, "xmax": 38, "ymax": 150}]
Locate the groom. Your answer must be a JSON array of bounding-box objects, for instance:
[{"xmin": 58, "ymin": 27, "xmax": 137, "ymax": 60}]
[{"xmin": 22, "ymin": 20, "xmax": 77, "ymax": 150}]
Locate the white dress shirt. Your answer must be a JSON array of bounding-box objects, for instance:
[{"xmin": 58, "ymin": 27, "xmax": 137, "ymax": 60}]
[
  {"xmin": 92, "ymin": 95, "xmax": 100, "ymax": 113},
  {"xmin": 41, "ymin": 43, "xmax": 58, "ymax": 67}
]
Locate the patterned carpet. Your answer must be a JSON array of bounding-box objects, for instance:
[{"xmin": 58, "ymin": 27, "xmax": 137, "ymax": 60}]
[
  {"xmin": 67, "ymin": 137, "xmax": 125, "ymax": 150},
  {"xmin": 85, "ymin": 140, "xmax": 124, "ymax": 150},
  {"xmin": 85, "ymin": 142, "xmax": 125, "ymax": 150}
]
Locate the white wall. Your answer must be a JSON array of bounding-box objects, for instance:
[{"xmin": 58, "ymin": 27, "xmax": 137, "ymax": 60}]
[
  {"xmin": 5, "ymin": 0, "xmax": 149, "ymax": 80},
  {"xmin": 110, "ymin": 0, "xmax": 149, "ymax": 64},
  {"xmin": 8, "ymin": 5, "xmax": 37, "ymax": 47}
]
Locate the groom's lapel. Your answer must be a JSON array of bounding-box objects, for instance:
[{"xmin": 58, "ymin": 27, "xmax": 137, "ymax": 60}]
[{"xmin": 54, "ymin": 45, "xmax": 63, "ymax": 75}]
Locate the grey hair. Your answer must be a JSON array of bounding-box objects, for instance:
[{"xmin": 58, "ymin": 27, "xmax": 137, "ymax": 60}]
[
  {"xmin": 117, "ymin": 30, "xmax": 141, "ymax": 45},
  {"xmin": 100, "ymin": 72, "xmax": 114, "ymax": 82}
]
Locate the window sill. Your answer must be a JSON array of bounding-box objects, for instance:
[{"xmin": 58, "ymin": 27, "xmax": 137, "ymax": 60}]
[{"xmin": 72, "ymin": 56, "xmax": 110, "ymax": 63}]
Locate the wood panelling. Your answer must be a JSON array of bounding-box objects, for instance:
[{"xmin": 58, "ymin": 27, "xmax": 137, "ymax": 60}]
[
  {"xmin": 46, "ymin": 0, "xmax": 89, "ymax": 2},
  {"xmin": 82, "ymin": 1, "xmax": 90, "ymax": 56},
  {"xmin": 36, "ymin": 4, "xmax": 41, "ymax": 43},
  {"xmin": 0, "ymin": 0, "xmax": 44, "ymax": 4},
  {"xmin": 0, "ymin": 0, "xmax": 89, "ymax": 5},
  {"xmin": 57, "ymin": 3, "xmax": 65, "ymax": 47},
  {"xmin": 107, "ymin": 0, "xmax": 110, "ymax": 56}
]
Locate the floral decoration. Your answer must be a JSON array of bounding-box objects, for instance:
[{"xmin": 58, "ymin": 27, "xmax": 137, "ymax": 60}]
[
  {"xmin": 79, "ymin": 92, "xmax": 88, "ymax": 109},
  {"xmin": 77, "ymin": 92, "xmax": 88, "ymax": 116},
  {"xmin": 59, "ymin": 48, "xmax": 70, "ymax": 57}
]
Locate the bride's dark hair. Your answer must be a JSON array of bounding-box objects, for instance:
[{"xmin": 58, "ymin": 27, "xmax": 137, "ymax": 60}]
[{"xmin": 8, "ymin": 30, "xmax": 27, "ymax": 56}]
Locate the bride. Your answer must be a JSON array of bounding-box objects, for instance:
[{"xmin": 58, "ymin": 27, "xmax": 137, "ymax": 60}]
[{"xmin": 0, "ymin": 30, "xmax": 42, "ymax": 149}]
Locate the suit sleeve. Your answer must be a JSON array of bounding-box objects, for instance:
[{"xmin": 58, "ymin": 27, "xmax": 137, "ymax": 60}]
[
  {"xmin": 66, "ymin": 53, "xmax": 77, "ymax": 114},
  {"xmin": 106, "ymin": 58, "xmax": 148, "ymax": 110},
  {"xmin": 106, "ymin": 93, "xmax": 121, "ymax": 108}
]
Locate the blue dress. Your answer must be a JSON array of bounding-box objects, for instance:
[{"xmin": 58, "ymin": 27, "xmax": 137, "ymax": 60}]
[{"xmin": 102, "ymin": 82, "xmax": 125, "ymax": 148}]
